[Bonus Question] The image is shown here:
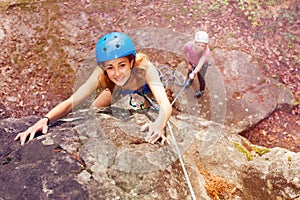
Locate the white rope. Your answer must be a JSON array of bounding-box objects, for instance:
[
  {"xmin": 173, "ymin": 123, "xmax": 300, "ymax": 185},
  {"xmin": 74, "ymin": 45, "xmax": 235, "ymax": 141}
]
[
  {"xmin": 170, "ymin": 79, "xmax": 191, "ymax": 106},
  {"xmin": 150, "ymin": 71, "xmax": 196, "ymax": 198},
  {"xmin": 167, "ymin": 121, "xmax": 196, "ymax": 200}
]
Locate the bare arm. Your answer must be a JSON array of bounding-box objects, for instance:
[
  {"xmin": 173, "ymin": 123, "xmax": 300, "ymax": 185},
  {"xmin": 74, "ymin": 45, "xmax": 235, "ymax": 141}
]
[
  {"xmin": 144, "ymin": 62, "xmax": 172, "ymax": 144},
  {"xmin": 15, "ymin": 67, "xmax": 102, "ymax": 145},
  {"xmin": 189, "ymin": 50, "xmax": 209, "ymax": 79},
  {"xmin": 47, "ymin": 66, "xmax": 102, "ymax": 122},
  {"xmin": 192, "ymin": 53, "xmax": 208, "ymax": 74}
]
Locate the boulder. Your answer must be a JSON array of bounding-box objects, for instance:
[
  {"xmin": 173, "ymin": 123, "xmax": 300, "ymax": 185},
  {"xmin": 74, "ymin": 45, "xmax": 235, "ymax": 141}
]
[
  {"xmin": 0, "ymin": 116, "xmax": 88, "ymax": 199},
  {"xmin": 207, "ymin": 48, "xmax": 294, "ymax": 130},
  {"xmin": 0, "ymin": 110, "xmax": 192, "ymax": 199},
  {"xmin": 181, "ymin": 114, "xmax": 300, "ymax": 200},
  {"xmin": 1, "ymin": 109, "xmax": 299, "ymax": 199}
]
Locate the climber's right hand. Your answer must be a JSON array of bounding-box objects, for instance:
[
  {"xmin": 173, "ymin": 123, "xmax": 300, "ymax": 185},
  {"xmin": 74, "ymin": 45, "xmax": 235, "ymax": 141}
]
[{"xmin": 14, "ymin": 118, "xmax": 49, "ymax": 146}]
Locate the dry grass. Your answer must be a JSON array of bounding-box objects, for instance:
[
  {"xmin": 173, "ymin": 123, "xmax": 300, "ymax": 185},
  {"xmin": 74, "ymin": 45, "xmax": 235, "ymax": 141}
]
[{"xmin": 197, "ymin": 161, "xmax": 236, "ymax": 200}]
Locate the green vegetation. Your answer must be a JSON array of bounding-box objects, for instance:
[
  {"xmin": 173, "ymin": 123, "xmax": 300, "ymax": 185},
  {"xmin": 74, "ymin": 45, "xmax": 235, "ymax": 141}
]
[
  {"xmin": 252, "ymin": 146, "xmax": 270, "ymax": 156},
  {"xmin": 208, "ymin": 0, "xmax": 229, "ymax": 11},
  {"xmin": 232, "ymin": 141, "xmax": 253, "ymax": 161},
  {"xmin": 232, "ymin": 140, "xmax": 271, "ymax": 161},
  {"xmin": 206, "ymin": 0, "xmax": 292, "ymax": 27},
  {"xmin": 287, "ymin": 156, "xmax": 292, "ymax": 169},
  {"xmin": 283, "ymin": 32, "xmax": 296, "ymax": 48}
]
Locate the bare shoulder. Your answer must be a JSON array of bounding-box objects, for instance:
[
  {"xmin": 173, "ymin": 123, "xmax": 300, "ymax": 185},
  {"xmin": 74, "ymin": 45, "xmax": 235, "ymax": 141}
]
[
  {"xmin": 146, "ymin": 61, "xmax": 159, "ymax": 75},
  {"xmin": 145, "ymin": 61, "xmax": 161, "ymax": 83}
]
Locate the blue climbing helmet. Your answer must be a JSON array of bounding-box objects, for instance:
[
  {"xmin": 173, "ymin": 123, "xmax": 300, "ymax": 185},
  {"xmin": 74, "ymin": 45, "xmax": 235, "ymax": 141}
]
[{"xmin": 96, "ymin": 32, "xmax": 136, "ymax": 63}]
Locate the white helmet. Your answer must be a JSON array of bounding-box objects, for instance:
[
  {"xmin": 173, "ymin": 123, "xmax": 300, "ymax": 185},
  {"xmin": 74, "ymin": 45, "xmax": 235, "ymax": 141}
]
[{"xmin": 194, "ymin": 31, "xmax": 209, "ymax": 43}]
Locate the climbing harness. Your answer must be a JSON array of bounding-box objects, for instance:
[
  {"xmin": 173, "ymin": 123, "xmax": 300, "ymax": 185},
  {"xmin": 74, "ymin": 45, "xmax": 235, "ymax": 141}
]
[
  {"xmin": 129, "ymin": 93, "xmax": 159, "ymax": 111},
  {"xmin": 124, "ymin": 65, "xmax": 188, "ymax": 111},
  {"xmin": 121, "ymin": 84, "xmax": 159, "ymax": 111}
]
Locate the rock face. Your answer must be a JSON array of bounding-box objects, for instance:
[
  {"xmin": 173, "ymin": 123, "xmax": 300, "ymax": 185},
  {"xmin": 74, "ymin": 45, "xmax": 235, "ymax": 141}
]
[
  {"xmin": 1, "ymin": 110, "xmax": 300, "ymax": 199},
  {"xmin": 0, "ymin": 116, "xmax": 89, "ymax": 199},
  {"xmin": 0, "ymin": 110, "xmax": 192, "ymax": 200},
  {"xmin": 207, "ymin": 48, "xmax": 294, "ymax": 130},
  {"xmin": 0, "ymin": 48, "xmax": 297, "ymax": 199},
  {"xmin": 182, "ymin": 114, "xmax": 300, "ymax": 200}
]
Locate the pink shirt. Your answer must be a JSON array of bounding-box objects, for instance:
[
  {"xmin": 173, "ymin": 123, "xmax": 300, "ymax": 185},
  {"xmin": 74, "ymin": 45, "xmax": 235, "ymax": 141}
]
[{"xmin": 183, "ymin": 41, "xmax": 210, "ymax": 66}]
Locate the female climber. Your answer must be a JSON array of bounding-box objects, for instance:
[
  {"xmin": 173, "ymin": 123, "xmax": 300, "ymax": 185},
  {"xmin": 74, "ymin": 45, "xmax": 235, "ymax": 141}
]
[{"xmin": 15, "ymin": 32, "xmax": 172, "ymax": 145}]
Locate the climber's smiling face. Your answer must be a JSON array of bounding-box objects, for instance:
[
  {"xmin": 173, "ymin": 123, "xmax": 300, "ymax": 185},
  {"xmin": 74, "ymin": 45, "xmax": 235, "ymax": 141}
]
[{"xmin": 104, "ymin": 57, "xmax": 134, "ymax": 86}]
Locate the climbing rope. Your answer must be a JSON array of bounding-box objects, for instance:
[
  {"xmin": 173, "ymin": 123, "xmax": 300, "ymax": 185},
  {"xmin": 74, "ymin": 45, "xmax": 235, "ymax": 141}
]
[
  {"xmin": 168, "ymin": 78, "xmax": 196, "ymax": 200},
  {"xmin": 167, "ymin": 121, "xmax": 196, "ymax": 200},
  {"xmin": 131, "ymin": 67, "xmax": 196, "ymax": 198},
  {"xmin": 140, "ymin": 75, "xmax": 196, "ymax": 199},
  {"xmin": 171, "ymin": 79, "xmax": 192, "ymax": 106}
]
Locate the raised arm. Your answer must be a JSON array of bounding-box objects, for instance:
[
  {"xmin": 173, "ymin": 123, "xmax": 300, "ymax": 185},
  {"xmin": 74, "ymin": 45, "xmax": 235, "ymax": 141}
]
[
  {"xmin": 44, "ymin": 67, "xmax": 101, "ymax": 121},
  {"xmin": 14, "ymin": 67, "xmax": 102, "ymax": 145},
  {"xmin": 189, "ymin": 49, "xmax": 209, "ymax": 80},
  {"xmin": 144, "ymin": 62, "xmax": 172, "ymax": 144}
]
